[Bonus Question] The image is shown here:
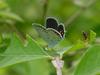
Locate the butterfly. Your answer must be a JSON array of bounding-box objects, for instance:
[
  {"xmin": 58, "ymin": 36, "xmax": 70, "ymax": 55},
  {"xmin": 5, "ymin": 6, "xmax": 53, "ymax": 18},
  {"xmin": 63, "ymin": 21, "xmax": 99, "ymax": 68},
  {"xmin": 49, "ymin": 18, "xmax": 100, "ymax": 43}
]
[{"xmin": 33, "ymin": 17, "xmax": 65, "ymax": 48}]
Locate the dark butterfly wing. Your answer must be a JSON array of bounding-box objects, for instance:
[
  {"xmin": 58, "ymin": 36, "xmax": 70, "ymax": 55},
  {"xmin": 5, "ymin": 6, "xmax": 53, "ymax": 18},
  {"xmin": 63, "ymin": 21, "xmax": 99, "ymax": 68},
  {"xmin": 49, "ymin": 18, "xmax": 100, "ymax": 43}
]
[
  {"xmin": 57, "ymin": 24, "xmax": 64, "ymax": 37},
  {"xmin": 46, "ymin": 17, "xmax": 58, "ymax": 30}
]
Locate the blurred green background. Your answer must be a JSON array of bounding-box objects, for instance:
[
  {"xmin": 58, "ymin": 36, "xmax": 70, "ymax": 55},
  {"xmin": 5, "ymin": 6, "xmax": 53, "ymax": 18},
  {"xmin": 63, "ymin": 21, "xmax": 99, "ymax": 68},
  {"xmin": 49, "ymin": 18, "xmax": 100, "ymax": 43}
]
[{"xmin": 0, "ymin": 0, "xmax": 100, "ymax": 75}]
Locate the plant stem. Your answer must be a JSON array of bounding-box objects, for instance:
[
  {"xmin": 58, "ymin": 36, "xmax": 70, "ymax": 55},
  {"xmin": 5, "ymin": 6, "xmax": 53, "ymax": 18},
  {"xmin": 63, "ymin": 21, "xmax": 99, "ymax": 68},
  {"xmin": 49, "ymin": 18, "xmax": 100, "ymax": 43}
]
[
  {"xmin": 42, "ymin": 0, "xmax": 49, "ymax": 24},
  {"xmin": 57, "ymin": 68, "xmax": 62, "ymax": 75},
  {"xmin": 65, "ymin": 0, "xmax": 96, "ymax": 28},
  {"xmin": 64, "ymin": 9, "xmax": 82, "ymax": 28},
  {"xmin": 52, "ymin": 57, "xmax": 64, "ymax": 75}
]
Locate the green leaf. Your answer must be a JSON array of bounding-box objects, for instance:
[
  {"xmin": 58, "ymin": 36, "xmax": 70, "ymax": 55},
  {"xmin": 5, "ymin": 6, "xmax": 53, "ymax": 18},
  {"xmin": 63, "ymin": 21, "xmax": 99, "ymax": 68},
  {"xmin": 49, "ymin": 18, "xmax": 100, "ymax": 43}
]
[
  {"xmin": 0, "ymin": 11, "xmax": 23, "ymax": 22},
  {"xmin": 57, "ymin": 40, "xmax": 85, "ymax": 56},
  {"xmin": 26, "ymin": 59, "xmax": 52, "ymax": 75},
  {"xmin": 89, "ymin": 30, "xmax": 96, "ymax": 43},
  {"xmin": 67, "ymin": 40, "xmax": 85, "ymax": 51},
  {"xmin": 9, "ymin": 59, "xmax": 52, "ymax": 75},
  {"xmin": 74, "ymin": 45, "xmax": 100, "ymax": 75},
  {"xmin": 0, "ymin": 34, "xmax": 49, "ymax": 68}
]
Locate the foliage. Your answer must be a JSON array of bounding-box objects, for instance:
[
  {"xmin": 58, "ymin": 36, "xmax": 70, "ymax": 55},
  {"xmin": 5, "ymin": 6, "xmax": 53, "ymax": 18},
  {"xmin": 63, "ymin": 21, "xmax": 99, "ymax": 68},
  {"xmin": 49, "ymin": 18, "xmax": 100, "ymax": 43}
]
[{"xmin": 0, "ymin": 0, "xmax": 100, "ymax": 75}]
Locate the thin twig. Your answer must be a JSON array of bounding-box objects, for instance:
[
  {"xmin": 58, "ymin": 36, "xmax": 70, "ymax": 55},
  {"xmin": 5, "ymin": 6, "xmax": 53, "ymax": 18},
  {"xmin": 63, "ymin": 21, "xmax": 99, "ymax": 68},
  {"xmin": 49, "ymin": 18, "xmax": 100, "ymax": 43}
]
[
  {"xmin": 42, "ymin": 0, "xmax": 49, "ymax": 24},
  {"xmin": 64, "ymin": 0, "xmax": 96, "ymax": 28},
  {"xmin": 86, "ymin": 0, "xmax": 96, "ymax": 8},
  {"xmin": 64, "ymin": 9, "xmax": 82, "ymax": 27}
]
